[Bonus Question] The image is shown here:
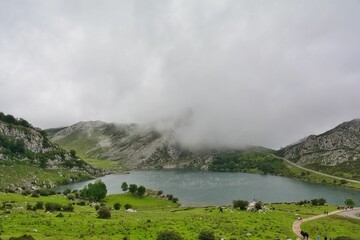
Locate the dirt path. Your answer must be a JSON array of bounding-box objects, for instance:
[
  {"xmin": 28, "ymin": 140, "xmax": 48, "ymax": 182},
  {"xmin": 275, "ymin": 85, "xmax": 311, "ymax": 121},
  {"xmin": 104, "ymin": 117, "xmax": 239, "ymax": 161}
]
[
  {"xmin": 292, "ymin": 208, "xmax": 360, "ymax": 239},
  {"xmin": 271, "ymin": 154, "xmax": 360, "ymax": 184}
]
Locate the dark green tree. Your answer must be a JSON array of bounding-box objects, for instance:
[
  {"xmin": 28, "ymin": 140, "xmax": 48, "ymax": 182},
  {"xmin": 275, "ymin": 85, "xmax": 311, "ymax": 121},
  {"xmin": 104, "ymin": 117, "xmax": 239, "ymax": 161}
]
[
  {"xmin": 121, "ymin": 182, "xmax": 128, "ymax": 192},
  {"xmin": 233, "ymin": 199, "xmax": 249, "ymax": 210},
  {"xmin": 137, "ymin": 185, "xmax": 146, "ymax": 197},
  {"xmin": 81, "ymin": 180, "xmax": 107, "ymax": 201},
  {"xmin": 129, "ymin": 184, "xmax": 138, "ymax": 194}
]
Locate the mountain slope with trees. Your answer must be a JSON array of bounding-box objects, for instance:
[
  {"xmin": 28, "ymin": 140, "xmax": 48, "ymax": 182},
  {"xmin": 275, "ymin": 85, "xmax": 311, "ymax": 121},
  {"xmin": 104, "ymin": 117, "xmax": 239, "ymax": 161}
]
[{"xmin": 0, "ymin": 112, "xmax": 102, "ymax": 191}]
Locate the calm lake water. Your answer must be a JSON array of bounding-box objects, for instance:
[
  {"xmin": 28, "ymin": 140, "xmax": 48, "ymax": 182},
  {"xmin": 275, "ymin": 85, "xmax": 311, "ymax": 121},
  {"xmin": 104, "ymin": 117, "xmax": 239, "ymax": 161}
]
[{"xmin": 57, "ymin": 170, "xmax": 360, "ymax": 206}]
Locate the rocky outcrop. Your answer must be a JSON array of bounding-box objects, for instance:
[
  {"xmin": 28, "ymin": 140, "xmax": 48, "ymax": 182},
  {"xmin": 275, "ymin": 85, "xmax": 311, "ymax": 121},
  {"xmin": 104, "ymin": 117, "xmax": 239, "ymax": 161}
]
[
  {"xmin": 50, "ymin": 121, "xmax": 214, "ymax": 169},
  {"xmin": 0, "ymin": 122, "xmax": 54, "ymax": 153},
  {"xmin": 279, "ymin": 119, "xmax": 360, "ymax": 166}
]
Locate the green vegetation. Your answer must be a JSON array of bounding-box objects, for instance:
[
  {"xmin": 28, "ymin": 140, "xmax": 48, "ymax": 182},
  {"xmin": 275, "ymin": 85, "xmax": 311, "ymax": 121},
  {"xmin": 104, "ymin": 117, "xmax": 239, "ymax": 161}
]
[
  {"xmin": 301, "ymin": 214, "xmax": 360, "ymax": 240},
  {"xmin": 80, "ymin": 180, "xmax": 107, "ymax": 201},
  {"xmin": 209, "ymin": 151, "xmax": 286, "ymax": 175},
  {"xmin": 305, "ymin": 162, "xmax": 360, "ymax": 181},
  {"xmin": 0, "ymin": 112, "xmax": 33, "ymax": 129},
  {"xmin": 0, "ymin": 162, "xmax": 92, "ymax": 190},
  {"xmin": 1, "ymin": 191, "xmax": 355, "ymax": 240}
]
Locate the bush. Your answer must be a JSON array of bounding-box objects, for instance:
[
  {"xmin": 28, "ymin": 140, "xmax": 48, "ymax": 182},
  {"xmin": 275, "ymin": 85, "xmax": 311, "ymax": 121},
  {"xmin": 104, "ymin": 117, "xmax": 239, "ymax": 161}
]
[
  {"xmin": 311, "ymin": 198, "xmax": 326, "ymax": 206},
  {"xmin": 98, "ymin": 206, "xmax": 111, "ymax": 219},
  {"xmin": 198, "ymin": 230, "xmax": 215, "ymax": 240},
  {"xmin": 254, "ymin": 201, "xmax": 263, "ymax": 210},
  {"xmin": 124, "ymin": 203, "xmax": 132, "ymax": 210},
  {"xmin": 233, "ymin": 199, "xmax": 249, "ymax": 210},
  {"xmin": 114, "ymin": 202, "xmax": 121, "ymax": 210},
  {"xmin": 157, "ymin": 230, "xmax": 184, "ymax": 240},
  {"xmin": 56, "ymin": 212, "xmax": 64, "ymax": 218},
  {"xmin": 77, "ymin": 201, "xmax": 86, "ymax": 206},
  {"xmin": 45, "ymin": 202, "xmax": 62, "ymax": 212},
  {"xmin": 63, "ymin": 204, "xmax": 74, "ymax": 212},
  {"xmin": 35, "ymin": 201, "xmax": 44, "ymax": 210},
  {"xmin": 8, "ymin": 234, "xmax": 35, "ymax": 240}
]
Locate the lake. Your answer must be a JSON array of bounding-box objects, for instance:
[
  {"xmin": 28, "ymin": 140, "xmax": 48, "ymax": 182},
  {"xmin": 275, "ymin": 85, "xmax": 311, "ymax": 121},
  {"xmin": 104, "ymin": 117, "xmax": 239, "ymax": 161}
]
[{"xmin": 56, "ymin": 169, "xmax": 360, "ymax": 206}]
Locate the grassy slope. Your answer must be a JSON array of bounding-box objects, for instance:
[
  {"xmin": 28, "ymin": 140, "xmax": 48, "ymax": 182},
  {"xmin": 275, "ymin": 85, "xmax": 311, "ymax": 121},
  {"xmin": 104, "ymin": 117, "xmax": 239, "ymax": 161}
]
[
  {"xmin": 0, "ymin": 162, "xmax": 93, "ymax": 190},
  {"xmin": 0, "ymin": 192, "xmax": 351, "ymax": 240},
  {"xmin": 301, "ymin": 215, "xmax": 360, "ymax": 239},
  {"xmin": 54, "ymin": 131, "xmax": 124, "ymax": 171}
]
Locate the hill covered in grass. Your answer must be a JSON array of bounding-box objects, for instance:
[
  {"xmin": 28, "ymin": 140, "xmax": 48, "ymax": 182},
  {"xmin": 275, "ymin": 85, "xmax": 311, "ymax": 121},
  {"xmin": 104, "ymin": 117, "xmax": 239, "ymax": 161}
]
[{"xmin": 0, "ymin": 112, "xmax": 102, "ymax": 191}]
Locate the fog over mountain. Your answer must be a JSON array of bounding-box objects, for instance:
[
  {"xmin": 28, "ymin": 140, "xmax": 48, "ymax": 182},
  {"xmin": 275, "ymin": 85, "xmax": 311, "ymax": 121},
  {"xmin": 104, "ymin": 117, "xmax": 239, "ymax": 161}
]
[{"xmin": 1, "ymin": 0, "xmax": 360, "ymax": 149}]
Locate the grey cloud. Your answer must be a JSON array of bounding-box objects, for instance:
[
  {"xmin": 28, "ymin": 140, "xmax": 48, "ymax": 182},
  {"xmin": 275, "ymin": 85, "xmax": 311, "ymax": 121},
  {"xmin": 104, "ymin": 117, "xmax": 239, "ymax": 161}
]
[{"xmin": 1, "ymin": 0, "xmax": 360, "ymax": 149}]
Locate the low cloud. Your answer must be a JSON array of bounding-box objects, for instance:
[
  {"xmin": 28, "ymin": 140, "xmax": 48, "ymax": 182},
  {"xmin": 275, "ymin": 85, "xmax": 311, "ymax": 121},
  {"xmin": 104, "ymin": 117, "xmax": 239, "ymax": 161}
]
[{"xmin": 1, "ymin": 0, "xmax": 360, "ymax": 149}]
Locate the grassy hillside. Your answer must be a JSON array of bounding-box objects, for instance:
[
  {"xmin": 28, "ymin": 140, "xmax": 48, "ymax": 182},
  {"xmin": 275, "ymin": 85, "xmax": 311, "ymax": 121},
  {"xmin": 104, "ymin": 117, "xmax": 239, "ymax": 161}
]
[
  {"xmin": 0, "ymin": 113, "xmax": 101, "ymax": 191},
  {"xmin": 1, "ymin": 192, "xmax": 355, "ymax": 240}
]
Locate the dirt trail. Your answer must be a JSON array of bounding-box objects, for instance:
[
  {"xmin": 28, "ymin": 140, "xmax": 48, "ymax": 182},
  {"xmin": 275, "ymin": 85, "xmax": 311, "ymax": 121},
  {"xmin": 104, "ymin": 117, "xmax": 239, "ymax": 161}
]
[
  {"xmin": 292, "ymin": 208, "xmax": 360, "ymax": 239},
  {"xmin": 271, "ymin": 154, "xmax": 360, "ymax": 184}
]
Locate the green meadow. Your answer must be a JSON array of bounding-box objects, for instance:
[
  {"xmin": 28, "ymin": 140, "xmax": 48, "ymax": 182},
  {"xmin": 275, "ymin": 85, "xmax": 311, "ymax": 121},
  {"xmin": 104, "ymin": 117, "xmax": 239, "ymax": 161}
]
[{"xmin": 1, "ymin": 192, "xmax": 358, "ymax": 240}]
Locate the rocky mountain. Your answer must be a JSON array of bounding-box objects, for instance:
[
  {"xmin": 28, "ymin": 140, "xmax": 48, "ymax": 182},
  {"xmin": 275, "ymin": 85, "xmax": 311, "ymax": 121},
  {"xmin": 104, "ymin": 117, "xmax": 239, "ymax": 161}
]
[
  {"xmin": 49, "ymin": 121, "xmax": 215, "ymax": 169},
  {"xmin": 0, "ymin": 112, "xmax": 101, "ymax": 191},
  {"xmin": 278, "ymin": 119, "xmax": 360, "ymax": 179}
]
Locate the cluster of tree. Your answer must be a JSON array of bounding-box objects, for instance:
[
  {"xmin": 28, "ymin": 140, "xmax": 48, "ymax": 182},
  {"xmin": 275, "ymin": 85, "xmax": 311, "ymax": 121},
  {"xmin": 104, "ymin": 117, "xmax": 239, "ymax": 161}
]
[
  {"xmin": 296, "ymin": 198, "xmax": 327, "ymax": 206},
  {"xmin": 209, "ymin": 151, "xmax": 286, "ymax": 175},
  {"xmin": 25, "ymin": 201, "xmax": 73, "ymax": 212},
  {"xmin": 80, "ymin": 180, "xmax": 107, "ymax": 201},
  {"xmin": 121, "ymin": 182, "xmax": 146, "ymax": 197},
  {"xmin": 0, "ymin": 112, "xmax": 33, "ymax": 129},
  {"xmin": 156, "ymin": 230, "xmax": 215, "ymax": 240},
  {"xmin": 232, "ymin": 199, "xmax": 249, "ymax": 210},
  {"xmin": 0, "ymin": 135, "xmax": 26, "ymax": 155}
]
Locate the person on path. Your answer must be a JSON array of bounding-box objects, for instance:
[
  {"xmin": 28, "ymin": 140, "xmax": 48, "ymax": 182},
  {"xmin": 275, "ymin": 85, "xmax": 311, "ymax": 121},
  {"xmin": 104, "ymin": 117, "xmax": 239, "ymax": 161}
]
[{"xmin": 317, "ymin": 233, "xmax": 321, "ymax": 240}]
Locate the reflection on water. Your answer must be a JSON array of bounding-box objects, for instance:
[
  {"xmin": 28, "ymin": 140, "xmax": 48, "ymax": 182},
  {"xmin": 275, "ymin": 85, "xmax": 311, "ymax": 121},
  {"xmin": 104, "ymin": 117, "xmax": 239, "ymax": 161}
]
[{"xmin": 56, "ymin": 169, "xmax": 360, "ymax": 206}]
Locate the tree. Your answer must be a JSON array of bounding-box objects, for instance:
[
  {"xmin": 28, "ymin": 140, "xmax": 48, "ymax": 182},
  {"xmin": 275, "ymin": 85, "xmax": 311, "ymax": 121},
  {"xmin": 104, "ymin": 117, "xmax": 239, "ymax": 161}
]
[
  {"xmin": 233, "ymin": 199, "xmax": 249, "ymax": 210},
  {"xmin": 121, "ymin": 182, "xmax": 128, "ymax": 192},
  {"xmin": 198, "ymin": 231, "xmax": 215, "ymax": 240},
  {"xmin": 344, "ymin": 199, "xmax": 355, "ymax": 208},
  {"xmin": 81, "ymin": 180, "xmax": 107, "ymax": 201},
  {"xmin": 157, "ymin": 230, "xmax": 184, "ymax": 240},
  {"xmin": 137, "ymin": 185, "xmax": 146, "ymax": 197},
  {"xmin": 318, "ymin": 198, "xmax": 326, "ymax": 206},
  {"xmin": 129, "ymin": 184, "xmax": 138, "ymax": 194}
]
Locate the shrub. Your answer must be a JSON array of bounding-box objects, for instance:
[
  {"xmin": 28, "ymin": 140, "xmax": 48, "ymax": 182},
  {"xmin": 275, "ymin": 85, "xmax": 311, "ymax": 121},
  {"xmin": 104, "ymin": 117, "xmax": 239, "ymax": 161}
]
[
  {"xmin": 113, "ymin": 202, "xmax": 121, "ymax": 210},
  {"xmin": 254, "ymin": 201, "xmax": 263, "ymax": 210},
  {"xmin": 35, "ymin": 201, "xmax": 44, "ymax": 210},
  {"xmin": 233, "ymin": 199, "xmax": 249, "ymax": 210},
  {"xmin": 124, "ymin": 203, "xmax": 132, "ymax": 210},
  {"xmin": 8, "ymin": 234, "xmax": 35, "ymax": 240},
  {"xmin": 172, "ymin": 197, "xmax": 179, "ymax": 203},
  {"xmin": 67, "ymin": 193, "xmax": 76, "ymax": 201},
  {"xmin": 77, "ymin": 201, "xmax": 86, "ymax": 206},
  {"xmin": 56, "ymin": 212, "xmax": 64, "ymax": 218},
  {"xmin": 98, "ymin": 206, "xmax": 111, "ymax": 219},
  {"xmin": 63, "ymin": 204, "xmax": 74, "ymax": 212},
  {"xmin": 121, "ymin": 182, "xmax": 128, "ymax": 192},
  {"xmin": 157, "ymin": 230, "xmax": 184, "ymax": 240},
  {"xmin": 45, "ymin": 202, "xmax": 62, "ymax": 212},
  {"xmin": 198, "ymin": 230, "xmax": 215, "ymax": 240},
  {"xmin": 63, "ymin": 188, "xmax": 71, "ymax": 195}
]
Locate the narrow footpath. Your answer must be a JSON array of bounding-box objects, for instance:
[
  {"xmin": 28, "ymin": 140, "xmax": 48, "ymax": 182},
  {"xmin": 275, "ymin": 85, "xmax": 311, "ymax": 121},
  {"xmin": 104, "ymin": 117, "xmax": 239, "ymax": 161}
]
[{"xmin": 292, "ymin": 208, "xmax": 360, "ymax": 239}]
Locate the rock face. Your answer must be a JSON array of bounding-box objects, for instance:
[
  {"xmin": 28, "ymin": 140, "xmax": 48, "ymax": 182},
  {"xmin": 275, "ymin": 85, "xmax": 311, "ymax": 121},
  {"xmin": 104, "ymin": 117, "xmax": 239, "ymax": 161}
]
[
  {"xmin": 0, "ymin": 117, "xmax": 101, "ymax": 189},
  {"xmin": 50, "ymin": 121, "xmax": 214, "ymax": 169},
  {"xmin": 0, "ymin": 122, "xmax": 54, "ymax": 153},
  {"xmin": 279, "ymin": 119, "xmax": 360, "ymax": 166}
]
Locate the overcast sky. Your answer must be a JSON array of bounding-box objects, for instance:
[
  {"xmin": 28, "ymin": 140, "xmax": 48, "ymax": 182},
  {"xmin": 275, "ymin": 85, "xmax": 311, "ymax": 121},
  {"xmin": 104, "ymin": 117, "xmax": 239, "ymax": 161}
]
[{"xmin": 1, "ymin": 0, "xmax": 360, "ymax": 149}]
